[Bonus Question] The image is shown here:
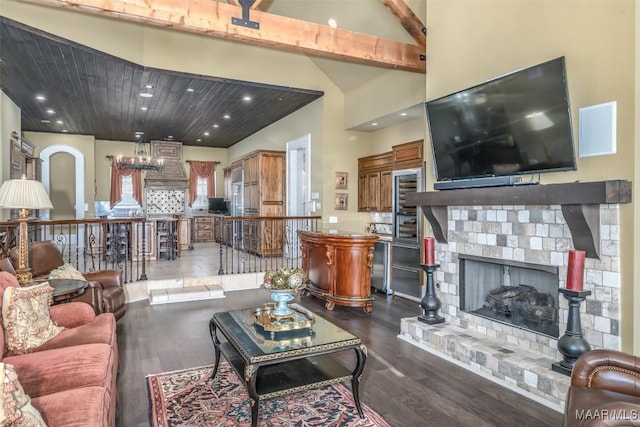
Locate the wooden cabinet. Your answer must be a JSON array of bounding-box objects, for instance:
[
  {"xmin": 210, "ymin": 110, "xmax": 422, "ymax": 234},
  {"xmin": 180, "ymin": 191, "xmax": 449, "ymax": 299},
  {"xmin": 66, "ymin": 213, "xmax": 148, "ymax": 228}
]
[
  {"xmin": 194, "ymin": 216, "xmax": 215, "ymax": 243},
  {"xmin": 358, "ymin": 152, "xmax": 392, "ymax": 212},
  {"xmin": 10, "ymin": 134, "xmax": 40, "ymax": 180},
  {"xmin": 380, "ymin": 170, "xmax": 393, "ymax": 211},
  {"xmin": 358, "ymin": 140, "xmax": 424, "ymax": 212},
  {"xmin": 298, "ymin": 230, "xmax": 377, "ymax": 314},
  {"xmin": 178, "ymin": 217, "xmax": 192, "ymax": 251},
  {"xmin": 213, "ymin": 215, "xmax": 232, "ymax": 245},
  {"xmin": 392, "ymin": 139, "xmax": 424, "ymax": 170},
  {"xmin": 239, "ymin": 150, "xmax": 285, "ymax": 256},
  {"xmin": 132, "ymin": 221, "xmax": 156, "ymax": 261}
]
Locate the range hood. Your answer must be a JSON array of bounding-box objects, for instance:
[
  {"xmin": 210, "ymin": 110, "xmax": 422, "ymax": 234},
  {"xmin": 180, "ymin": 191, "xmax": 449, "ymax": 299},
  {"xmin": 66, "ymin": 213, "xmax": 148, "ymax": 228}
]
[{"xmin": 144, "ymin": 140, "xmax": 188, "ymax": 189}]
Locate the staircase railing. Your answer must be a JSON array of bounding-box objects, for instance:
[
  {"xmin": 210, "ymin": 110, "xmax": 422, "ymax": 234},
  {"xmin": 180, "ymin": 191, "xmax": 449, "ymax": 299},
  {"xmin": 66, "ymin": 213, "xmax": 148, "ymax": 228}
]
[{"xmin": 0, "ymin": 215, "xmax": 322, "ymax": 282}]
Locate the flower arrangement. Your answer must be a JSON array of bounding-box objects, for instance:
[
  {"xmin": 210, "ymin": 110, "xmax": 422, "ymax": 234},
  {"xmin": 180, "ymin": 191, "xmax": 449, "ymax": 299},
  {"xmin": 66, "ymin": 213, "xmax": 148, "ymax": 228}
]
[{"xmin": 263, "ymin": 268, "xmax": 307, "ymax": 292}]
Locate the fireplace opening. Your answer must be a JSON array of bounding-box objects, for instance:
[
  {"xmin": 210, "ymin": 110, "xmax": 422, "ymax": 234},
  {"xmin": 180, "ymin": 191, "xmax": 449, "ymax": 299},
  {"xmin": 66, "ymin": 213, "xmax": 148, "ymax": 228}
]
[{"xmin": 459, "ymin": 255, "xmax": 559, "ymax": 338}]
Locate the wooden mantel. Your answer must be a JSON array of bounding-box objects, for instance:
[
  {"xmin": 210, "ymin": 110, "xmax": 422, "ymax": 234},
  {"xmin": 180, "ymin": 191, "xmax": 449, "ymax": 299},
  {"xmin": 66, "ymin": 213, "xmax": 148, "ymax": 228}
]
[{"xmin": 405, "ymin": 180, "xmax": 632, "ymax": 259}]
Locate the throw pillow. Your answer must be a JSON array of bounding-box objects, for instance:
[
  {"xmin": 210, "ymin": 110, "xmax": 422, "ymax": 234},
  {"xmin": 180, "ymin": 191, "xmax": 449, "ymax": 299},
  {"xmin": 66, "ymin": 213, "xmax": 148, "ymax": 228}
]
[
  {"xmin": 0, "ymin": 362, "xmax": 48, "ymax": 426},
  {"xmin": 48, "ymin": 263, "xmax": 87, "ymax": 282},
  {"xmin": 2, "ymin": 282, "xmax": 64, "ymax": 354}
]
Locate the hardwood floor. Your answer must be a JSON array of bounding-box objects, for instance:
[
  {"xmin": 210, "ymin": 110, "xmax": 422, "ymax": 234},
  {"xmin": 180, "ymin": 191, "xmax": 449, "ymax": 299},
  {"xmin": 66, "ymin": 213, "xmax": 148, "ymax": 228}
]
[{"xmin": 116, "ymin": 290, "xmax": 563, "ymax": 427}]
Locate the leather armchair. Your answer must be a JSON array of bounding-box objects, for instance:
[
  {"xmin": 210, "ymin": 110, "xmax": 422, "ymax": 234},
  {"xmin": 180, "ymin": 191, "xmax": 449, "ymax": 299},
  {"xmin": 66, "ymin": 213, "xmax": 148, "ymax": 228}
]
[
  {"xmin": 8, "ymin": 240, "xmax": 126, "ymax": 320},
  {"xmin": 564, "ymin": 349, "xmax": 640, "ymax": 426}
]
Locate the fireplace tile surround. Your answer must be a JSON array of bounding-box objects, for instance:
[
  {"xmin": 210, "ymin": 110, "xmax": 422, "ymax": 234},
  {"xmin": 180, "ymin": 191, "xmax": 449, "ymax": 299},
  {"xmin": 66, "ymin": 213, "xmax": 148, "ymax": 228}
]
[{"xmin": 399, "ymin": 202, "xmax": 622, "ymax": 410}]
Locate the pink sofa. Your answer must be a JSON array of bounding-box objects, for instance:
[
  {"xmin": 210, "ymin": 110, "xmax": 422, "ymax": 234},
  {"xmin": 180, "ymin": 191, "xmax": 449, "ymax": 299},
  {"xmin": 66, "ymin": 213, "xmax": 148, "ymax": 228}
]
[{"xmin": 0, "ymin": 272, "xmax": 118, "ymax": 426}]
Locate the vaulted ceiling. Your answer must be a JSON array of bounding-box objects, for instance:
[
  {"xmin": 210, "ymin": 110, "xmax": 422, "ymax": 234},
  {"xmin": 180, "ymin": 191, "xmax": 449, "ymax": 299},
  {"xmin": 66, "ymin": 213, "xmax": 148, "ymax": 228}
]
[{"xmin": 0, "ymin": 0, "xmax": 426, "ymax": 148}]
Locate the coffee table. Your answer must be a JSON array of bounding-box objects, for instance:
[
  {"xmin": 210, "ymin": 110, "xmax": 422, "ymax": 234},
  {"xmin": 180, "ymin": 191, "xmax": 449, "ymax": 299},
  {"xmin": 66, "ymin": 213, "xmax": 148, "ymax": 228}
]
[
  {"xmin": 47, "ymin": 279, "xmax": 88, "ymax": 304},
  {"xmin": 209, "ymin": 305, "xmax": 367, "ymax": 427}
]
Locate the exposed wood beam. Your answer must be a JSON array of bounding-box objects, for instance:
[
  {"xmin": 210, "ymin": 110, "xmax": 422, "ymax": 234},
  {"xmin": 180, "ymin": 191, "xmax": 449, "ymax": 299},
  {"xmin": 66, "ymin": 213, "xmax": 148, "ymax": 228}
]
[
  {"xmin": 226, "ymin": 0, "xmax": 262, "ymax": 10},
  {"xmin": 381, "ymin": 0, "xmax": 426, "ymax": 47},
  {"xmin": 18, "ymin": 0, "xmax": 426, "ymax": 73}
]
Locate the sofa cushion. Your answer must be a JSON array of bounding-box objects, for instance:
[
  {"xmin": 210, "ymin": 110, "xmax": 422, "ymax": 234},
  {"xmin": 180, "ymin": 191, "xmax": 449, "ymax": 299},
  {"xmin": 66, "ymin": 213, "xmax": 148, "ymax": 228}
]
[
  {"xmin": 4, "ymin": 343, "xmax": 116, "ymax": 399},
  {"xmin": 34, "ymin": 313, "xmax": 116, "ymax": 353},
  {"xmin": 2, "ymin": 282, "xmax": 64, "ymax": 355},
  {"xmin": 0, "ymin": 362, "xmax": 47, "ymax": 426},
  {"xmin": 0, "ymin": 271, "xmax": 20, "ymax": 360},
  {"xmin": 48, "ymin": 263, "xmax": 88, "ymax": 282},
  {"xmin": 32, "ymin": 386, "xmax": 111, "ymax": 427}
]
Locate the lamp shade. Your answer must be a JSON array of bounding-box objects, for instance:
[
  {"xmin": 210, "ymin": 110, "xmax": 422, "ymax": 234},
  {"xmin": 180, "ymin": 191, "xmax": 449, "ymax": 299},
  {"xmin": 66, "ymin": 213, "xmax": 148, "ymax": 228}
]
[{"xmin": 0, "ymin": 178, "xmax": 53, "ymax": 209}]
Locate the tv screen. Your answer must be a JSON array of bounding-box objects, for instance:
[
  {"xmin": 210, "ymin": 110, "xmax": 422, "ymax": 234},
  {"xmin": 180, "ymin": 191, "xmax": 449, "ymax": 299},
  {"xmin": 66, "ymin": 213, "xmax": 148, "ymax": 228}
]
[
  {"xmin": 208, "ymin": 198, "xmax": 227, "ymax": 213},
  {"xmin": 426, "ymin": 57, "xmax": 576, "ymax": 182}
]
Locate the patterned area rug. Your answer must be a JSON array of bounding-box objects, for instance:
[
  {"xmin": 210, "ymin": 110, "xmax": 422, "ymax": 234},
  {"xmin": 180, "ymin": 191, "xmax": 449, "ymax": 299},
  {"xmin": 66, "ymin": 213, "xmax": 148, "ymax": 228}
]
[{"xmin": 147, "ymin": 363, "xmax": 392, "ymax": 427}]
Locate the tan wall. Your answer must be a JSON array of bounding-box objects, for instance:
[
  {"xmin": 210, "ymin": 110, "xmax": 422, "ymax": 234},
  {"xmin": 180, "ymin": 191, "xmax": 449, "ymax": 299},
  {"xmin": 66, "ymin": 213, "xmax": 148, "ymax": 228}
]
[
  {"xmin": 24, "ymin": 132, "xmax": 96, "ymax": 219},
  {"xmin": 426, "ymin": 0, "xmax": 637, "ymax": 352}
]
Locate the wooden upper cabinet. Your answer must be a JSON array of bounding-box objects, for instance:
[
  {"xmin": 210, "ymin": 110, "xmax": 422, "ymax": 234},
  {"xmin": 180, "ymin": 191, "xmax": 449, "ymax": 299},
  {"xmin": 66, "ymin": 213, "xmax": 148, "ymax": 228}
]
[
  {"xmin": 259, "ymin": 152, "xmax": 285, "ymax": 203},
  {"xmin": 358, "ymin": 152, "xmax": 392, "ymax": 212},
  {"xmin": 380, "ymin": 170, "xmax": 393, "ymax": 212},
  {"xmin": 392, "ymin": 140, "xmax": 424, "ymax": 170}
]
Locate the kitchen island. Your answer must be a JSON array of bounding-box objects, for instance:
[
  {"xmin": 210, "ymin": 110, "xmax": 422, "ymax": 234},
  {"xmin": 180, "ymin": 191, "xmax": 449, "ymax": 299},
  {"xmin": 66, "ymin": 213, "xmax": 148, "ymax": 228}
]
[{"xmin": 297, "ymin": 229, "xmax": 378, "ymax": 314}]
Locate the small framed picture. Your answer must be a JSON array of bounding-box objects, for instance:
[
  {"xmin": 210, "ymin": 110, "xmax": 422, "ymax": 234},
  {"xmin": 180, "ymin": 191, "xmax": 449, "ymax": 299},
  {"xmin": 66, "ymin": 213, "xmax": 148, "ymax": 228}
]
[
  {"xmin": 335, "ymin": 172, "xmax": 348, "ymax": 189},
  {"xmin": 335, "ymin": 193, "xmax": 348, "ymax": 210}
]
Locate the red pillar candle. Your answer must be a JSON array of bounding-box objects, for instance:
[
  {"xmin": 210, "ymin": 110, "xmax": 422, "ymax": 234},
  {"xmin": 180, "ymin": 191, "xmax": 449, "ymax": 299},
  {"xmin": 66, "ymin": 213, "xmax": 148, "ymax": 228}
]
[
  {"xmin": 566, "ymin": 250, "xmax": 586, "ymax": 291},
  {"xmin": 424, "ymin": 237, "xmax": 435, "ymax": 265}
]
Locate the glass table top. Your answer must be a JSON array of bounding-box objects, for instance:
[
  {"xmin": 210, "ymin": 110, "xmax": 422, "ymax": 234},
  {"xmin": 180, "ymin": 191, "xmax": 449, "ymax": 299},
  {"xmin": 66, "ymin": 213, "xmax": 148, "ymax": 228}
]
[{"xmin": 212, "ymin": 305, "xmax": 360, "ymax": 359}]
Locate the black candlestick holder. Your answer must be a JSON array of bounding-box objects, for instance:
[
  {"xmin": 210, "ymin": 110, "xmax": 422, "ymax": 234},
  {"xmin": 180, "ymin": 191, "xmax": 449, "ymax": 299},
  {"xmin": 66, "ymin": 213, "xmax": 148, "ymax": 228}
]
[
  {"xmin": 552, "ymin": 288, "xmax": 592, "ymax": 376},
  {"xmin": 418, "ymin": 264, "xmax": 445, "ymax": 325}
]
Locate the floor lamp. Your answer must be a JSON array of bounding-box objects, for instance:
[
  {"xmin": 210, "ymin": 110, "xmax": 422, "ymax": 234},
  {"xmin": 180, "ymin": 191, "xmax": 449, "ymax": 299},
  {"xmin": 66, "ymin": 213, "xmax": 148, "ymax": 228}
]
[{"xmin": 0, "ymin": 176, "xmax": 53, "ymax": 286}]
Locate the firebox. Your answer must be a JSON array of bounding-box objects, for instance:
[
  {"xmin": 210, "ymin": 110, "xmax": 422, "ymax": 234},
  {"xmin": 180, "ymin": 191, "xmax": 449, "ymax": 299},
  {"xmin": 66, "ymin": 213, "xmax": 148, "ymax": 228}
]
[{"xmin": 459, "ymin": 254, "xmax": 559, "ymax": 338}]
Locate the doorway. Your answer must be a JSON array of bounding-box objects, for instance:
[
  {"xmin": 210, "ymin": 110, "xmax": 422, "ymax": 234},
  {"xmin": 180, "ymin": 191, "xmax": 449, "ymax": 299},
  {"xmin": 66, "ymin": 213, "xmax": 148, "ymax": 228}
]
[{"xmin": 286, "ymin": 134, "xmax": 311, "ymax": 258}]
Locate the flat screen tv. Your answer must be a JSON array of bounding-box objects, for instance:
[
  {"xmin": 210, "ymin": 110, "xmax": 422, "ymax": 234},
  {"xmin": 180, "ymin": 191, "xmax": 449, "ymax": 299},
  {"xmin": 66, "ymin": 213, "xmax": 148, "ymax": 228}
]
[
  {"xmin": 208, "ymin": 198, "xmax": 228, "ymax": 214},
  {"xmin": 426, "ymin": 57, "xmax": 576, "ymax": 184}
]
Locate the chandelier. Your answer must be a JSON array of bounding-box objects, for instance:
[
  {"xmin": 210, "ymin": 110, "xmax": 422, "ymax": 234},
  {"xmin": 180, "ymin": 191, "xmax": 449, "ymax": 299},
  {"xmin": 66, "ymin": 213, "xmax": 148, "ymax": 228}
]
[{"xmin": 117, "ymin": 140, "xmax": 164, "ymax": 172}]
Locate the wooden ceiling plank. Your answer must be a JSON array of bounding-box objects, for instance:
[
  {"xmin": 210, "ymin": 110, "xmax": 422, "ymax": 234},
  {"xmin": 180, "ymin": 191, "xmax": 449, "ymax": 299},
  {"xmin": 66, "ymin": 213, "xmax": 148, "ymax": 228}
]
[
  {"xmin": 381, "ymin": 0, "xmax": 426, "ymax": 47},
  {"xmin": 18, "ymin": 0, "xmax": 426, "ymax": 73}
]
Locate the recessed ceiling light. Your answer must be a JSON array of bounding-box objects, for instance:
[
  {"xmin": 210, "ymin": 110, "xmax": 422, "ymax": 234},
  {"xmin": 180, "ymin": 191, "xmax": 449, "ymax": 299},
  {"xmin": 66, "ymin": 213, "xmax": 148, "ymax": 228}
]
[
  {"xmin": 139, "ymin": 92, "xmax": 153, "ymax": 98},
  {"xmin": 243, "ymin": 96, "xmax": 252, "ymax": 102},
  {"xmin": 278, "ymin": 98, "xmax": 283, "ymax": 101},
  {"xmin": 35, "ymin": 95, "xmax": 47, "ymax": 101},
  {"xmin": 40, "ymin": 119, "xmax": 51, "ymax": 124},
  {"xmin": 400, "ymin": 112, "xmax": 408, "ymax": 116},
  {"xmin": 213, "ymin": 124, "xmax": 219, "ymax": 128},
  {"xmin": 61, "ymin": 129, "xmax": 68, "ymax": 133},
  {"xmin": 46, "ymin": 109, "xmax": 55, "ymax": 115},
  {"xmin": 167, "ymin": 136, "xmax": 174, "ymax": 139},
  {"xmin": 196, "ymin": 138, "xmax": 202, "ymax": 142},
  {"xmin": 135, "ymin": 131, "xmax": 144, "ymax": 135},
  {"xmin": 56, "ymin": 120, "xmax": 63, "ymax": 124},
  {"xmin": 328, "ymin": 18, "xmax": 337, "ymax": 28},
  {"xmin": 223, "ymin": 114, "xmax": 231, "ymax": 119},
  {"xmin": 145, "ymin": 85, "xmax": 153, "ymax": 89},
  {"xmin": 204, "ymin": 131, "xmax": 210, "ymax": 136},
  {"xmin": 187, "ymin": 88, "xmax": 194, "ymax": 93},
  {"xmin": 372, "ymin": 122, "xmax": 378, "ymax": 126},
  {"xmin": 141, "ymin": 107, "xmax": 148, "ymax": 111}
]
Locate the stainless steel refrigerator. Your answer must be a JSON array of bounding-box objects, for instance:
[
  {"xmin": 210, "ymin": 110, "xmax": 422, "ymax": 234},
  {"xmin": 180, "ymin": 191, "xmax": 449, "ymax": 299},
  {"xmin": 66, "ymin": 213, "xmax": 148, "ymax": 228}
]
[{"xmin": 390, "ymin": 167, "xmax": 424, "ymax": 301}]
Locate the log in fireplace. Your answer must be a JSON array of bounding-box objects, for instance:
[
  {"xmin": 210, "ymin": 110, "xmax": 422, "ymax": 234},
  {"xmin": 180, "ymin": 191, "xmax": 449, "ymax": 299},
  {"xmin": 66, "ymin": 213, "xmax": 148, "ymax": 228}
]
[{"xmin": 460, "ymin": 255, "xmax": 559, "ymax": 338}]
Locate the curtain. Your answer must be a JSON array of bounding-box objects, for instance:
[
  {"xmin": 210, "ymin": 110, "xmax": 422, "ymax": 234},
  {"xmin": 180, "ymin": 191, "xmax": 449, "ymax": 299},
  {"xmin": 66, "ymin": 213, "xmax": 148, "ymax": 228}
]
[
  {"xmin": 188, "ymin": 161, "xmax": 216, "ymax": 206},
  {"xmin": 109, "ymin": 157, "xmax": 143, "ymax": 208}
]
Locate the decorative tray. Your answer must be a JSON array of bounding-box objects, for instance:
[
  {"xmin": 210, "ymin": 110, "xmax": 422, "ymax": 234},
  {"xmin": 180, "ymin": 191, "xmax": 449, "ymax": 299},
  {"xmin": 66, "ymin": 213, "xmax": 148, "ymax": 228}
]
[{"xmin": 252, "ymin": 302, "xmax": 315, "ymax": 340}]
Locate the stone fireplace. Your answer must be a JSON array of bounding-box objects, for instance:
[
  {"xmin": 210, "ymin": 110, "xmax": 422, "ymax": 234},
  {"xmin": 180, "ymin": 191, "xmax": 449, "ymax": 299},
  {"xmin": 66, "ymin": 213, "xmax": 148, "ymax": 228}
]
[{"xmin": 400, "ymin": 180, "xmax": 631, "ymax": 411}]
